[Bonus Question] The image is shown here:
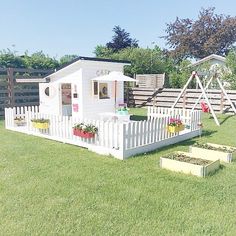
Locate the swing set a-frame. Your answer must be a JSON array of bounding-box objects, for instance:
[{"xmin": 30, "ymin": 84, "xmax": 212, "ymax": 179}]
[{"xmin": 171, "ymin": 71, "xmax": 236, "ymax": 126}]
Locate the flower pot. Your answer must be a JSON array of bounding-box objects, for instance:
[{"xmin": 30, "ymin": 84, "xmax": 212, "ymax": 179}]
[
  {"xmin": 121, "ymin": 110, "xmax": 129, "ymax": 115},
  {"xmin": 32, "ymin": 122, "xmax": 49, "ymax": 129},
  {"xmin": 73, "ymin": 129, "xmax": 95, "ymax": 138},
  {"xmin": 14, "ymin": 120, "xmax": 26, "ymax": 126},
  {"xmin": 167, "ymin": 124, "xmax": 185, "ymax": 133},
  {"xmin": 117, "ymin": 110, "xmax": 129, "ymax": 115}
]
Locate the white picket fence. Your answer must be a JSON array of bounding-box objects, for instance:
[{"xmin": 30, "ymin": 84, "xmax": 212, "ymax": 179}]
[
  {"xmin": 147, "ymin": 106, "xmax": 200, "ymax": 130},
  {"xmin": 5, "ymin": 106, "xmax": 201, "ymax": 160}
]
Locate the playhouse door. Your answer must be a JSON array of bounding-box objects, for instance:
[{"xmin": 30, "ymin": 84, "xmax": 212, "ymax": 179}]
[
  {"xmin": 39, "ymin": 83, "xmax": 60, "ymax": 115},
  {"xmin": 61, "ymin": 83, "xmax": 72, "ymax": 116}
]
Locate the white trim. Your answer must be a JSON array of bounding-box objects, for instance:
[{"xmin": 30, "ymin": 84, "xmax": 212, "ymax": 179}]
[{"xmin": 191, "ymin": 54, "xmax": 226, "ymax": 67}]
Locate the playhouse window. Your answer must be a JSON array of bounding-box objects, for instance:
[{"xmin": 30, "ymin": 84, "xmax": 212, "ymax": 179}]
[
  {"xmin": 93, "ymin": 81, "xmax": 98, "ymax": 95},
  {"xmin": 45, "ymin": 87, "xmax": 50, "ymax": 96},
  {"xmin": 61, "ymin": 83, "xmax": 71, "ymax": 105},
  {"xmin": 99, "ymin": 83, "xmax": 110, "ymax": 99}
]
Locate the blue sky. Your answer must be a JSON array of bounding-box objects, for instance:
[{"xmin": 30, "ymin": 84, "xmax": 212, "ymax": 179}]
[{"xmin": 1, "ymin": 0, "xmax": 235, "ymax": 59}]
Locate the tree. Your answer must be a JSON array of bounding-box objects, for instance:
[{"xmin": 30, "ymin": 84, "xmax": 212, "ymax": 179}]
[
  {"xmin": 104, "ymin": 46, "xmax": 174, "ymax": 77},
  {"xmin": 0, "ymin": 49, "xmax": 25, "ymax": 68},
  {"xmin": 106, "ymin": 26, "xmax": 139, "ymax": 53},
  {"xmin": 224, "ymin": 48, "xmax": 236, "ymax": 89},
  {"xmin": 163, "ymin": 7, "xmax": 236, "ymax": 60},
  {"xmin": 94, "ymin": 45, "xmax": 113, "ymax": 58},
  {"xmin": 22, "ymin": 51, "xmax": 59, "ymax": 69},
  {"xmin": 168, "ymin": 60, "xmax": 192, "ymax": 88},
  {"xmin": 60, "ymin": 54, "xmax": 78, "ymax": 66}
]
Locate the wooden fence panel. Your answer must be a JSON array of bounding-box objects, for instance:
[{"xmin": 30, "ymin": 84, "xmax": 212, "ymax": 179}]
[
  {"xmin": 128, "ymin": 88, "xmax": 236, "ymax": 113},
  {"xmin": 0, "ymin": 68, "xmax": 51, "ymax": 117}
]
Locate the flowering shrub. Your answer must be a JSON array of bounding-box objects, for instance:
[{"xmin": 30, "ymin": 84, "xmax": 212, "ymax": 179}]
[
  {"xmin": 168, "ymin": 118, "xmax": 183, "ymax": 127},
  {"xmin": 73, "ymin": 122, "xmax": 98, "ymax": 134}
]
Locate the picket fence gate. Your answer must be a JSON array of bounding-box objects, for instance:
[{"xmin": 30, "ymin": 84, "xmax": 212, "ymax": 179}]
[{"xmin": 5, "ymin": 106, "xmax": 201, "ymax": 160}]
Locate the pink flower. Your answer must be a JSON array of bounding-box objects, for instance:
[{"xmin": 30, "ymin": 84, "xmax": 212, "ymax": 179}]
[{"xmin": 168, "ymin": 118, "xmax": 183, "ymax": 127}]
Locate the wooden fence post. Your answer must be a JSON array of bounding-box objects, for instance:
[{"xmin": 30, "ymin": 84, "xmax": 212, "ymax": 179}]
[
  {"xmin": 183, "ymin": 91, "xmax": 187, "ymax": 109},
  {"xmin": 220, "ymin": 90, "xmax": 224, "ymax": 114},
  {"xmin": 126, "ymin": 88, "xmax": 130, "ymax": 107},
  {"xmin": 6, "ymin": 68, "xmax": 15, "ymax": 107}
]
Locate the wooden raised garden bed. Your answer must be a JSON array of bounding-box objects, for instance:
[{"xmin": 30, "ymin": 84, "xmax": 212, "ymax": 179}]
[
  {"xmin": 190, "ymin": 143, "xmax": 236, "ymax": 163},
  {"xmin": 160, "ymin": 151, "xmax": 220, "ymax": 177}
]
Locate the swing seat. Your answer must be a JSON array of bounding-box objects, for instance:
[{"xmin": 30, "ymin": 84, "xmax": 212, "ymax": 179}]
[{"xmin": 201, "ymin": 101, "xmax": 210, "ymax": 113}]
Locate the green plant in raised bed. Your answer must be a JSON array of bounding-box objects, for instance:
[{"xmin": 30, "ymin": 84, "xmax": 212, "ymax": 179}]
[
  {"xmin": 193, "ymin": 142, "xmax": 236, "ymax": 153},
  {"xmin": 162, "ymin": 153, "xmax": 211, "ymax": 166}
]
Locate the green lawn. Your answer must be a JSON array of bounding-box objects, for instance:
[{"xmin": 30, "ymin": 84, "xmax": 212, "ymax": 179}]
[{"xmin": 1, "ymin": 109, "xmax": 236, "ymax": 235}]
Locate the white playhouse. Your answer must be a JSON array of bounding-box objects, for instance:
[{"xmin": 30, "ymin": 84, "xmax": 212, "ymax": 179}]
[
  {"xmin": 39, "ymin": 57, "xmax": 131, "ymax": 119},
  {"xmin": 5, "ymin": 57, "xmax": 202, "ymax": 160}
]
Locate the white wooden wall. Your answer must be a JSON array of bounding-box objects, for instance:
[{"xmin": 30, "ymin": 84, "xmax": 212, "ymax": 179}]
[{"xmin": 81, "ymin": 63, "xmax": 125, "ymax": 120}]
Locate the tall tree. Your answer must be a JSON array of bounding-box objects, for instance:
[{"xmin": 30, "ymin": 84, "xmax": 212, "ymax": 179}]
[
  {"xmin": 93, "ymin": 45, "xmax": 113, "ymax": 58},
  {"xmin": 23, "ymin": 51, "xmax": 59, "ymax": 69},
  {"xmin": 224, "ymin": 48, "xmax": 236, "ymax": 89},
  {"xmin": 105, "ymin": 46, "xmax": 174, "ymax": 77},
  {"xmin": 0, "ymin": 49, "xmax": 25, "ymax": 68},
  {"xmin": 60, "ymin": 54, "xmax": 78, "ymax": 66},
  {"xmin": 163, "ymin": 8, "xmax": 236, "ymax": 60},
  {"xmin": 106, "ymin": 26, "xmax": 139, "ymax": 53}
]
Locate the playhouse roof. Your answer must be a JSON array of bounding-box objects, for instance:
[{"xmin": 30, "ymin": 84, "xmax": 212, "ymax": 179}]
[
  {"xmin": 191, "ymin": 54, "xmax": 226, "ymax": 67},
  {"xmin": 44, "ymin": 56, "xmax": 131, "ymax": 80}
]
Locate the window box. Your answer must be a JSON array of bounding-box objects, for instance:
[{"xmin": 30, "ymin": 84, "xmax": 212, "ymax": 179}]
[
  {"xmin": 73, "ymin": 123, "xmax": 97, "ymax": 139},
  {"xmin": 73, "ymin": 129, "xmax": 95, "ymax": 139},
  {"xmin": 31, "ymin": 119, "xmax": 50, "ymax": 129},
  {"xmin": 14, "ymin": 118, "xmax": 26, "ymax": 126},
  {"xmin": 167, "ymin": 124, "xmax": 185, "ymax": 133}
]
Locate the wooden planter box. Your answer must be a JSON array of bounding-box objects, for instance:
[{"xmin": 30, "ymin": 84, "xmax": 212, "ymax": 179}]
[
  {"xmin": 167, "ymin": 124, "xmax": 185, "ymax": 133},
  {"xmin": 160, "ymin": 151, "xmax": 220, "ymax": 177},
  {"xmin": 73, "ymin": 129, "xmax": 95, "ymax": 139},
  {"xmin": 14, "ymin": 119, "xmax": 26, "ymax": 126},
  {"xmin": 190, "ymin": 143, "xmax": 235, "ymax": 163},
  {"xmin": 32, "ymin": 122, "xmax": 49, "ymax": 129}
]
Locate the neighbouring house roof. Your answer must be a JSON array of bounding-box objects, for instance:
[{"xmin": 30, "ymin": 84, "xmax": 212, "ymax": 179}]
[
  {"xmin": 191, "ymin": 54, "xmax": 226, "ymax": 67},
  {"xmin": 44, "ymin": 56, "xmax": 131, "ymax": 79}
]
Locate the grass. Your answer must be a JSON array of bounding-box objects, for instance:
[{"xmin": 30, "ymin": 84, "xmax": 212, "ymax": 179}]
[{"xmin": 1, "ymin": 108, "xmax": 236, "ymax": 235}]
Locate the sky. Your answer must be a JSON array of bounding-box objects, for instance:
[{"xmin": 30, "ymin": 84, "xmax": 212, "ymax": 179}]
[{"xmin": 1, "ymin": 0, "xmax": 236, "ymax": 59}]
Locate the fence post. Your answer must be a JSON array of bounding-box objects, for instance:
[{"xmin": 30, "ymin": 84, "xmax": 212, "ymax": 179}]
[
  {"xmin": 126, "ymin": 88, "xmax": 130, "ymax": 107},
  {"xmin": 183, "ymin": 91, "xmax": 187, "ymax": 109},
  {"xmin": 6, "ymin": 68, "xmax": 15, "ymax": 107},
  {"xmin": 220, "ymin": 90, "xmax": 224, "ymax": 113},
  {"xmin": 118, "ymin": 123, "xmax": 125, "ymax": 160}
]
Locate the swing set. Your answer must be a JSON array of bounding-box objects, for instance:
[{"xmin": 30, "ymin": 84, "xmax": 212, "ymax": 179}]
[{"xmin": 172, "ymin": 71, "xmax": 236, "ymax": 126}]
